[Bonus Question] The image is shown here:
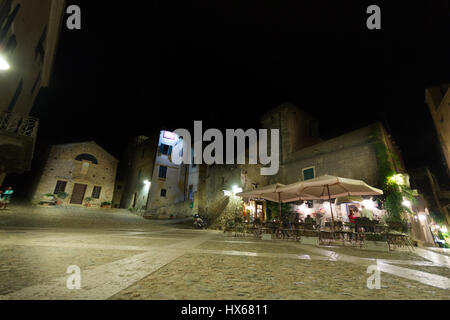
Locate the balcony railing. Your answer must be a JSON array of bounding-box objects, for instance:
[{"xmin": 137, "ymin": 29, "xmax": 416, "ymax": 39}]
[{"xmin": 0, "ymin": 112, "xmax": 39, "ymax": 138}]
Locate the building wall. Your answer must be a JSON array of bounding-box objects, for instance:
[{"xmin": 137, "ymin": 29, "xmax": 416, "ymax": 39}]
[
  {"xmin": 272, "ymin": 123, "xmax": 384, "ymax": 187},
  {"xmin": 260, "ymin": 102, "xmax": 322, "ymax": 164},
  {"xmin": 0, "ymin": 0, "xmax": 65, "ymax": 183},
  {"xmin": 0, "ymin": 0, "xmax": 65, "ymax": 115},
  {"xmin": 426, "ymin": 85, "xmax": 450, "ymax": 177},
  {"xmin": 197, "ymin": 106, "xmax": 405, "ymax": 228},
  {"xmin": 33, "ymin": 142, "xmax": 118, "ymax": 207},
  {"xmin": 147, "ymin": 131, "xmax": 185, "ymax": 209},
  {"xmin": 117, "ymin": 134, "xmax": 159, "ymax": 210}
]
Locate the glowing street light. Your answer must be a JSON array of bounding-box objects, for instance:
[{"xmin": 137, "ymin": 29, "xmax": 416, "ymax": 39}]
[{"xmin": 0, "ymin": 55, "xmax": 10, "ymax": 70}]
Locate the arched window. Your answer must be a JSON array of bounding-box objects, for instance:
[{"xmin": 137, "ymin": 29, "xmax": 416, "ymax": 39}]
[{"xmin": 75, "ymin": 153, "xmax": 98, "ymax": 164}]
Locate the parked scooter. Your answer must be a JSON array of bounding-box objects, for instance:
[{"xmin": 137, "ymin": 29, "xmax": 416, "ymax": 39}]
[{"xmin": 193, "ymin": 214, "xmax": 207, "ymax": 229}]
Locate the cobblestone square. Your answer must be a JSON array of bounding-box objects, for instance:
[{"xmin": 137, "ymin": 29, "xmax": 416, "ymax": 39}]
[{"xmin": 0, "ymin": 205, "xmax": 449, "ymax": 300}]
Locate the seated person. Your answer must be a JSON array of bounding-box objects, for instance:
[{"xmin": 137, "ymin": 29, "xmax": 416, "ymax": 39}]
[
  {"xmin": 304, "ymin": 215, "xmax": 314, "ymax": 224},
  {"xmin": 360, "ymin": 205, "xmax": 374, "ymax": 220},
  {"xmin": 348, "ymin": 209, "xmax": 357, "ymax": 224}
]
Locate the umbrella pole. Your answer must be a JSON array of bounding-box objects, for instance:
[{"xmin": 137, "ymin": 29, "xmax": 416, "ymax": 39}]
[
  {"xmin": 326, "ymin": 185, "xmax": 335, "ymax": 233},
  {"xmin": 278, "ymin": 192, "xmax": 282, "ymax": 225}
]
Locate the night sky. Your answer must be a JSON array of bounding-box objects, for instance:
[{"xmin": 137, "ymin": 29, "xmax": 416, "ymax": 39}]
[{"xmin": 29, "ymin": 1, "xmax": 450, "ymax": 182}]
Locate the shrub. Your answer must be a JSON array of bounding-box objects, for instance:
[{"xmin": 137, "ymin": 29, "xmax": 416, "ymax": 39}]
[
  {"xmin": 56, "ymin": 192, "xmax": 68, "ymax": 199},
  {"xmin": 365, "ymin": 233, "xmax": 387, "ymax": 242}
]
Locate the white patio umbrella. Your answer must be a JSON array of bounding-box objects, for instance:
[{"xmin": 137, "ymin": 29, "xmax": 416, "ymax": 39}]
[
  {"xmin": 278, "ymin": 175, "xmax": 383, "ymax": 230},
  {"xmin": 236, "ymin": 183, "xmax": 300, "ymax": 222}
]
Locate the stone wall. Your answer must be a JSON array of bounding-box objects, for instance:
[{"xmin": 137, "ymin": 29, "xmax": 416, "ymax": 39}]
[
  {"xmin": 272, "ymin": 123, "xmax": 382, "ymax": 187},
  {"xmin": 151, "ymin": 200, "xmax": 194, "ymax": 219},
  {"xmin": 426, "ymin": 85, "xmax": 450, "ymax": 178}
]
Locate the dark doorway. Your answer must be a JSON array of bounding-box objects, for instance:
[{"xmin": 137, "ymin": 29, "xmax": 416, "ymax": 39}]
[{"xmin": 70, "ymin": 183, "xmax": 87, "ymax": 204}]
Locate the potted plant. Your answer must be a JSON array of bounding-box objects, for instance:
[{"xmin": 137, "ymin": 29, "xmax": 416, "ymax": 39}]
[
  {"xmin": 56, "ymin": 192, "xmax": 68, "ymax": 205},
  {"xmin": 364, "ymin": 233, "xmax": 389, "ymax": 252},
  {"xmin": 42, "ymin": 193, "xmax": 56, "ymax": 206},
  {"xmin": 84, "ymin": 197, "xmax": 92, "ymax": 207},
  {"xmin": 101, "ymin": 201, "xmax": 112, "ymax": 208},
  {"xmin": 224, "ymin": 219, "xmax": 235, "ymax": 236}
]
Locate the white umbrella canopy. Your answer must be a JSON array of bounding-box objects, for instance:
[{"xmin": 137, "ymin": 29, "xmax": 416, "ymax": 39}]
[
  {"xmin": 236, "ymin": 183, "xmax": 300, "ymax": 203},
  {"xmin": 278, "ymin": 175, "xmax": 383, "ymax": 200},
  {"xmin": 236, "ymin": 183, "xmax": 301, "ymax": 223},
  {"xmin": 278, "ymin": 175, "xmax": 383, "ymax": 231}
]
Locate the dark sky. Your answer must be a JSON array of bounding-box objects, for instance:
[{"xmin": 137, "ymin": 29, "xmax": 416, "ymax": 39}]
[{"xmin": 31, "ymin": 1, "xmax": 450, "ymax": 179}]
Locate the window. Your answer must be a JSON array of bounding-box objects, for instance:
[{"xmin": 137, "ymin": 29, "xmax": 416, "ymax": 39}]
[
  {"xmin": 137, "ymin": 169, "xmax": 142, "ymax": 180},
  {"xmin": 302, "ymin": 167, "xmax": 315, "ymax": 181},
  {"xmin": 35, "ymin": 25, "xmax": 47, "ymax": 63},
  {"xmin": 53, "ymin": 181, "xmax": 67, "ymax": 194},
  {"xmin": 31, "ymin": 71, "xmax": 41, "ymax": 94},
  {"xmin": 160, "ymin": 189, "xmax": 167, "ymax": 197},
  {"xmin": 188, "ymin": 185, "xmax": 194, "ymax": 200},
  {"xmin": 75, "ymin": 154, "xmax": 98, "ymax": 164},
  {"xmin": 159, "ymin": 166, "xmax": 167, "ymax": 179},
  {"xmin": 7, "ymin": 79, "xmax": 22, "ymax": 112},
  {"xmin": 0, "ymin": 3, "xmax": 20, "ymax": 42},
  {"xmin": 159, "ymin": 144, "xmax": 171, "ymax": 155},
  {"xmin": 5, "ymin": 34, "xmax": 16, "ymax": 55},
  {"xmin": 92, "ymin": 186, "xmax": 102, "ymax": 199}
]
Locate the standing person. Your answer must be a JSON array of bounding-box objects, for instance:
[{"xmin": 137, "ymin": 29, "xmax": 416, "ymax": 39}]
[
  {"xmin": 0, "ymin": 191, "xmax": 4, "ymax": 209},
  {"xmin": 3, "ymin": 187, "xmax": 14, "ymax": 209}
]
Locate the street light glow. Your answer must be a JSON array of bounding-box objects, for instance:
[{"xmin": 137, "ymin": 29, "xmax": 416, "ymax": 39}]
[{"xmin": 0, "ymin": 55, "xmax": 10, "ymax": 70}]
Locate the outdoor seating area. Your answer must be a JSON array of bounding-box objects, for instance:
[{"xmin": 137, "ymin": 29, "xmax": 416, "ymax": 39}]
[
  {"xmin": 225, "ymin": 219, "xmax": 415, "ymax": 251},
  {"xmin": 233, "ymin": 175, "xmax": 419, "ymax": 251}
]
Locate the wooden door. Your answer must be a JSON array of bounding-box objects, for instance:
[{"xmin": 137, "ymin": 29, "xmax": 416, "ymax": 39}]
[{"xmin": 70, "ymin": 183, "xmax": 87, "ymax": 204}]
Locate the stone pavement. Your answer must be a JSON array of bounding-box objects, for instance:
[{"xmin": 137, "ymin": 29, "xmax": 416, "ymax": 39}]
[{"xmin": 0, "ymin": 205, "xmax": 449, "ymax": 300}]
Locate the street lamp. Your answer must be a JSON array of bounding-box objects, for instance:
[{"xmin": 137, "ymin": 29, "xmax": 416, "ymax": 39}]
[{"xmin": 0, "ymin": 55, "xmax": 10, "ymax": 70}]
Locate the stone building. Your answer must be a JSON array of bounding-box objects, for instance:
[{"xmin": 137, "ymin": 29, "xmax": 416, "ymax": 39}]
[
  {"xmin": 115, "ymin": 134, "xmax": 159, "ymax": 210},
  {"xmin": 115, "ymin": 130, "xmax": 200, "ymax": 217},
  {"xmin": 426, "ymin": 84, "xmax": 450, "ymax": 178},
  {"xmin": 190, "ymin": 104, "xmax": 408, "ymax": 229},
  {"xmin": 138, "ymin": 103, "xmax": 408, "ymax": 224},
  {"xmin": 0, "ymin": 0, "xmax": 65, "ymax": 186},
  {"xmin": 33, "ymin": 141, "xmax": 118, "ymax": 207}
]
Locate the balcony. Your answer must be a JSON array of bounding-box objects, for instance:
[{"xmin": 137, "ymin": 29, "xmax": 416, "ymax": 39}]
[
  {"xmin": 0, "ymin": 112, "xmax": 39, "ymax": 138},
  {"xmin": 0, "ymin": 112, "xmax": 39, "ymax": 174}
]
